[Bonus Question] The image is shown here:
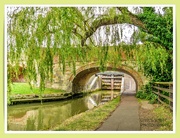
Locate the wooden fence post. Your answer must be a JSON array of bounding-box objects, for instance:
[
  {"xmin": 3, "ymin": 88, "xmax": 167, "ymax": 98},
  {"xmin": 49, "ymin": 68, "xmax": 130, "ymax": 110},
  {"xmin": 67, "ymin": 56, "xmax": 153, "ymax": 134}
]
[
  {"xmin": 111, "ymin": 74, "xmax": 114, "ymax": 100},
  {"xmin": 169, "ymin": 84, "xmax": 173, "ymax": 110},
  {"xmin": 158, "ymin": 84, "xmax": 160, "ymax": 104},
  {"xmin": 152, "ymin": 82, "xmax": 173, "ymax": 110}
]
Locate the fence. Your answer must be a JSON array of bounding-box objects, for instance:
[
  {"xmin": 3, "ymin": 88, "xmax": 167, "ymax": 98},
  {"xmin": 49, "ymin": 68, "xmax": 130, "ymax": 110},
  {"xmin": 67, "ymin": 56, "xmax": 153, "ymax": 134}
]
[{"xmin": 152, "ymin": 82, "xmax": 173, "ymax": 110}]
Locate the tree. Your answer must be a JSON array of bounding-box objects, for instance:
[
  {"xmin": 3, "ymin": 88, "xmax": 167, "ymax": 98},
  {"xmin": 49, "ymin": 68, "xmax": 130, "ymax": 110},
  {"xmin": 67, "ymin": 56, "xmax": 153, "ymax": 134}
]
[{"xmin": 6, "ymin": 6, "xmax": 173, "ymax": 94}]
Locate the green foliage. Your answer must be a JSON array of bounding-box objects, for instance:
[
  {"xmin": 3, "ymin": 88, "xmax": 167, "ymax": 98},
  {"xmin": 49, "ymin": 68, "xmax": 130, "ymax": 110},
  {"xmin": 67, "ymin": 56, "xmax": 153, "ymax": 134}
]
[
  {"xmin": 137, "ymin": 7, "xmax": 173, "ymax": 82},
  {"xmin": 136, "ymin": 83, "xmax": 158, "ymax": 104},
  {"xmin": 136, "ymin": 42, "xmax": 172, "ymax": 82},
  {"xmin": 7, "ymin": 7, "xmax": 85, "ymax": 95},
  {"xmin": 136, "ymin": 90, "xmax": 147, "ymax": 99},
  {"xmin": 138, "ymin": 7, "xmax": 173, "ymax": 50},
  {"xmin": 7, "ymin": 6, "xmax": 173, "ymax": 98},
  {"xmin": 120, "ymin": 41, "xmax": 172, "ymax": 82}
]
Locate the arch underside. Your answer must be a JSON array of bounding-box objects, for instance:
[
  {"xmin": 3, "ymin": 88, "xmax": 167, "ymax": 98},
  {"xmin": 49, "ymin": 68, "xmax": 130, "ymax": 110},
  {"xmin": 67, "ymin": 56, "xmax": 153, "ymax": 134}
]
[{"xmin": 71, "ymin": 63, "xmax": 144, "ymax": 93}]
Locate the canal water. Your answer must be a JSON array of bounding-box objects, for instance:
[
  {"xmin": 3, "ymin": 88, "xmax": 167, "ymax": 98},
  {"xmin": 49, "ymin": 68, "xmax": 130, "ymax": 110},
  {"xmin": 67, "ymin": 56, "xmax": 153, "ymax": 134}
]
[{"xmin": 7, "ymin": 90, "xmax": 116, "ymax": 131}]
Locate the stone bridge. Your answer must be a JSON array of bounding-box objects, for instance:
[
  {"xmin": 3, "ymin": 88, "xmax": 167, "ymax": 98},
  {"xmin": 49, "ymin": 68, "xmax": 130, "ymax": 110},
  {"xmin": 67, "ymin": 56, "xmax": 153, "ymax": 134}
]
[{"xmin": 45, "ymin": 60, "xmax": 148, "ymax": 93}]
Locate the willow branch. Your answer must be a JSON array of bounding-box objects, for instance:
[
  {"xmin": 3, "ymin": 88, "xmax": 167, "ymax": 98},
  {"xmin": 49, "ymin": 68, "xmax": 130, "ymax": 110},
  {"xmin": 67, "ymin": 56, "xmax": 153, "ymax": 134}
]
[{"xmin": 81, "ymin": 7, "xmax": 147, "ymax": 46}]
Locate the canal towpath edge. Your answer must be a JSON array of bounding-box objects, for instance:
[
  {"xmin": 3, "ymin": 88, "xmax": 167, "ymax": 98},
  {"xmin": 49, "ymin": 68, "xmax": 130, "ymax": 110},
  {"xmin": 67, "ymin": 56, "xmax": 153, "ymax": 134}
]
[{"xmin": 96, "ymin": 94, "xmax": 140, "ymax": 131}]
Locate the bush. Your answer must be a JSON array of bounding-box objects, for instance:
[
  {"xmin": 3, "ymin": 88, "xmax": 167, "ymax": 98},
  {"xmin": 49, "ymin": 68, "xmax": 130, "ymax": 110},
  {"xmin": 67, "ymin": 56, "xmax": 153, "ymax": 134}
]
[
  {"xmin": 136, "ymin": 83, "xmax": 158, "ymax": 104},
  {"xmin": 136, "ymin": 90, "xmax": 147, "ymax": 99},
  {"xmin": 148, "ymin": 93, "xmax": 158, "ymax": 104}
]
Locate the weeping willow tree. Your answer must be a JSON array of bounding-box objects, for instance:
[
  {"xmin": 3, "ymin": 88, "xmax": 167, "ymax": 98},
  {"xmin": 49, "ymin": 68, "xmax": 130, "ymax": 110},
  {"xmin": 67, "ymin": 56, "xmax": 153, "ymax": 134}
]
[{"xmin": 7, "ymin": 6, "xmax": 173, "ymax": 98}]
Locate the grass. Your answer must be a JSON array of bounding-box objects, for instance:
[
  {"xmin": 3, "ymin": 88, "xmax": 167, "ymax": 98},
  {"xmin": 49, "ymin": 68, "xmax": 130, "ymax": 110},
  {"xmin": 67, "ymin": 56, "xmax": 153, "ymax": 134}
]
[
  {"xmin": 52, "ymin": 96, "xmax": 120, "ymax": 131},
  {"xmin": 138, "ymin": 98, "xmax": 173, "ymax": 131},
  {"xmin": 153, "ymin": 105, "xmax": 173, "ymax": 131},
  {"xmin": 11, "ymin": 83, "xmax": 65, "ymax": 95}
]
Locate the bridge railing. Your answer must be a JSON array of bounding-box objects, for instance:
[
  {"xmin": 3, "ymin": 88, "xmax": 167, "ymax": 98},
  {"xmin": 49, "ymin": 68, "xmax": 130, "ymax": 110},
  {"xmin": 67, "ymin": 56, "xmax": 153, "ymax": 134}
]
[{"xmin": 152, "ymin": 82, "xmax": 173, "ymax": 110}]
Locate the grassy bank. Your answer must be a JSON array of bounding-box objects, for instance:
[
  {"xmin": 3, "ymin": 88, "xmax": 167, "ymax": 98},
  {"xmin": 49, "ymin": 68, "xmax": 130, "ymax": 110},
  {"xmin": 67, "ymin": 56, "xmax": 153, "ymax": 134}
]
[
  {"xmin": 153, "ymin": 105, "xmax": 173, "ymax": 131},
  {"xmin": 139, "ymin": 99, "xmax": 173, "ymax": 131},
  {"xmin": 11, "ymin": 83, "xmax": 65, "ymax": 95},
  {"xmin": 52, "ymin": 96, "xmax": 120, "ymax": 131}
]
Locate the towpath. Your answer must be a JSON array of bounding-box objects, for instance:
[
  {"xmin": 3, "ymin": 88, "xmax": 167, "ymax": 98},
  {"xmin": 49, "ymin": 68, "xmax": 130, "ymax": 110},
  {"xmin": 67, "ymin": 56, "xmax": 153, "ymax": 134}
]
[{"xmin": 96, "ymin": 93, "xmax": 140, "ymax": 131}]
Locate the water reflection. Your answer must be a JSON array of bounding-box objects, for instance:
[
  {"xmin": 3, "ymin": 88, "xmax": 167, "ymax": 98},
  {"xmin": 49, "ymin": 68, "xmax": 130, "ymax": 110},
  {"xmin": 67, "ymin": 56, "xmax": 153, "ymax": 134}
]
[{"xmin": 7, "ymin": 92, "xmax": 103, "ymax": 131}]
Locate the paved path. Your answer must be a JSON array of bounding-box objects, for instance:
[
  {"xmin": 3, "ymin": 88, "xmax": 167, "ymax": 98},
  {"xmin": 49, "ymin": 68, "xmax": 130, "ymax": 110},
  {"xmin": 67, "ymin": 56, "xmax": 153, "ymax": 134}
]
[{"xmin": 96, "ymin": 94, "xmax": 140, "ymax": 131}]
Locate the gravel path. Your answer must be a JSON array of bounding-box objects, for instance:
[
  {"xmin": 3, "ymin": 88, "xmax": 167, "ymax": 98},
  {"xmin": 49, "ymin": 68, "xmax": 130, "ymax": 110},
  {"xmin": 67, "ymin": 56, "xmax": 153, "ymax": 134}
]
[{"xmin": 139, "ymin": 101, "xmax": 160, "ymax": 131}]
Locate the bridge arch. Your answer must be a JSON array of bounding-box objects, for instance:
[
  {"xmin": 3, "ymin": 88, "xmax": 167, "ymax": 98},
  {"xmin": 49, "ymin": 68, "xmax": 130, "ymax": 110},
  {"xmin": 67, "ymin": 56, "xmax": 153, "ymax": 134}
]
[{"xmin": 69, "ymin": 62, "xmax": 146, "ymax": 93}]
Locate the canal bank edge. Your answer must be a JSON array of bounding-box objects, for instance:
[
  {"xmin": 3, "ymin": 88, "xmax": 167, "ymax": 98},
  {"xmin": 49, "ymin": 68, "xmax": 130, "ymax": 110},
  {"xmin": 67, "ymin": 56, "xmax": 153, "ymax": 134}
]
[{"xmin": 8, "ymin": 91, "xmax": 95, "ymax": 105}]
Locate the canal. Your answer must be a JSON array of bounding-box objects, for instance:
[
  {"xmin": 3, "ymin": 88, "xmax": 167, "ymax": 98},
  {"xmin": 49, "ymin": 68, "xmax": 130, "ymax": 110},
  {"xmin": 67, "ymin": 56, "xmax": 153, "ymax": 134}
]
[{"xmin": 7, "ymin": 90, "xmax": 119, "ymax": 131}]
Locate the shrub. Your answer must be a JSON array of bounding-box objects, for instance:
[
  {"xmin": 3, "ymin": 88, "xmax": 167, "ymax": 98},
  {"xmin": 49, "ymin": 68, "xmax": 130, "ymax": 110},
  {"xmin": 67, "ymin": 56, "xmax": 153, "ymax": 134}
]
[{"xmin": 136, "ymin": 83, "xmax": 158, "ymax": 104}]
